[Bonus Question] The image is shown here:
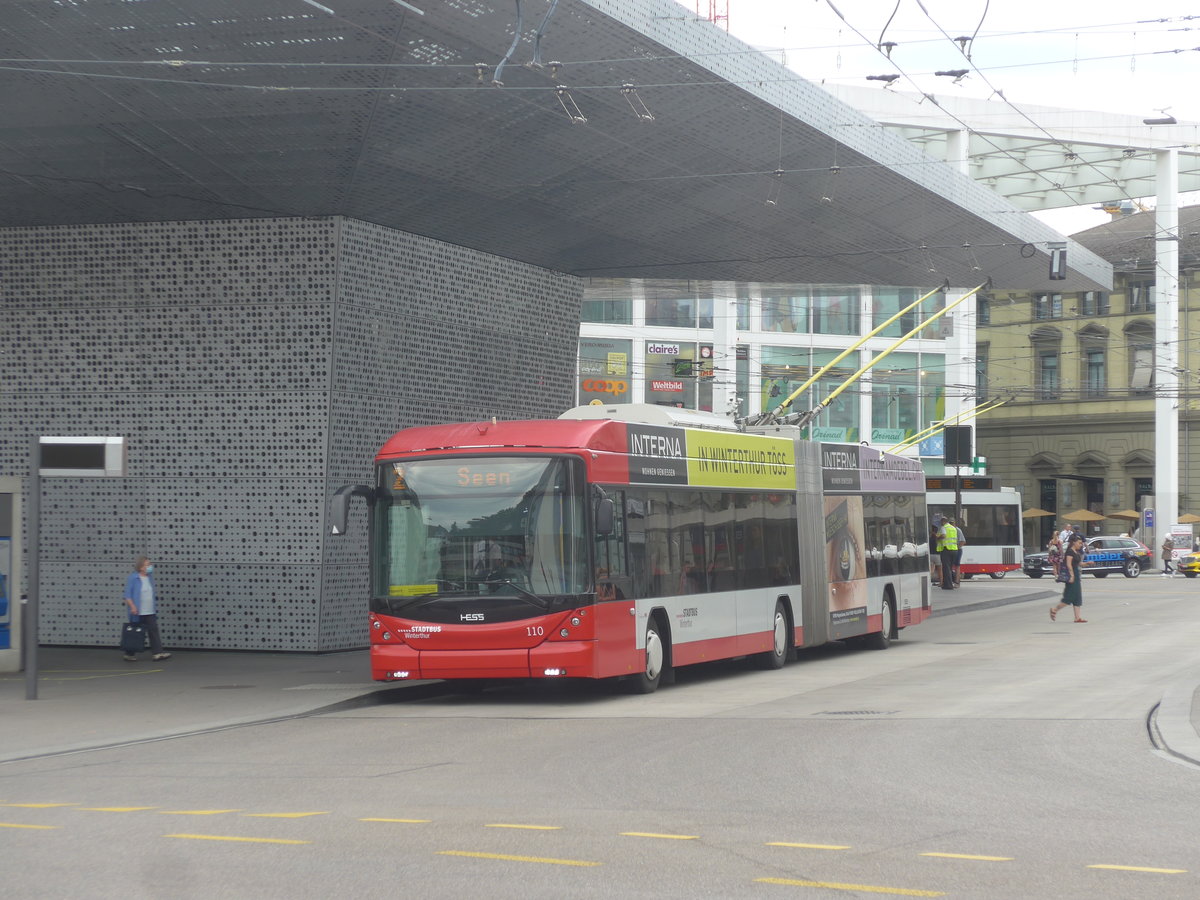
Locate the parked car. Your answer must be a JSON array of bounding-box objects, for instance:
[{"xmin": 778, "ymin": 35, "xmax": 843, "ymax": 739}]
[{"xmin": 1024, "ymin": 536, "xmax": 1151, "ymax": 579}]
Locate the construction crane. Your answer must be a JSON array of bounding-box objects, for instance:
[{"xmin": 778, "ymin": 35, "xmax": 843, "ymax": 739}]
[{"xmin": 696, "ymin": 0, "xmax": 729, "ymax": 31}]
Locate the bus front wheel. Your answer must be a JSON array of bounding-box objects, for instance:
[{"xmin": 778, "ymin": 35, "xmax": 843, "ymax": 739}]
[{"xmin": 629, "ymin": 617, "xmax": 669, "ymax": 694}]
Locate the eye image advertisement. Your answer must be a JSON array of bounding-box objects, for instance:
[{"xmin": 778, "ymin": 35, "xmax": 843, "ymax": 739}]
[{"xmin": 825, "ymin": 497, "xmax": 866, "ymax": 618}]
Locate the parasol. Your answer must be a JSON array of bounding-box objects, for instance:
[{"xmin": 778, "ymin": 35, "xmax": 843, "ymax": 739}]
[
  {"xmin": 1060, "ymin": 508, "xmax": 1105, "ymax": 522},
  {"xmin": 1021, "ymin": 507, "xmax": 1055, "ymax": 519},
  {"xmin": 1106, "ymin": 509, "xmax": 1141, "ymax": 521}
]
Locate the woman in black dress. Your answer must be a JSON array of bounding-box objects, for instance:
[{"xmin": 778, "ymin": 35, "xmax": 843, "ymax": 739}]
[{"xmin": 1050, "ymin": 534, "xmax": 1086, "ymax": 623}]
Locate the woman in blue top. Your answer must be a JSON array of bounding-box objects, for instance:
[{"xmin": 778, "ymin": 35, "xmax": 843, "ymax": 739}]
[{"xmin": 123, "ymin": 555, "xmax": 171, "ymax": 662}]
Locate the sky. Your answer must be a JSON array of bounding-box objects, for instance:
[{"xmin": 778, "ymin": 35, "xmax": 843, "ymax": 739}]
[{"xmin": 699, "ymin": 0, "xmax": 1200, "ymax": 234}]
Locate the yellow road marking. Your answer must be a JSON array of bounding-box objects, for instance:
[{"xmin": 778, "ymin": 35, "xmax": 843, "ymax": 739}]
[
  {"xmin": 757, "ymin": 877, "xmax": 945, "ymax": 896},
  {"xmin": 0, "ymin": 822, "xmax": 58, "ymax": 830},
  {"xmin": 0, "ymin": 803, "xmax": 78, "ymax": 808},
  {"xmin": 438, "ymin": 850, "xmax": 599, "ymax": 867},
  {"xmin": 360, "ymin": 818, "xmax": 430, "ymax": 823},
  {"xmin": 768, "ymin": 842, "xmax": 851, "ymax": 850},
  {"xmin": 1088, "ymin": 864, "xmax": 1187, "ymax": 874},
  {"xmin": 242, "ymin": 812, "xmax": 329, "ymax": 818},
  {"xmin": 160, "ymin": 810, "xmax": 242, "ymax": 816},
  {"xmin": 79, "ymin": 807, "xmax": 157, "ymax": 812},
  {"xmin": 921, "ymin": 852, "xmax": 1013, "ymax": 861},
  {"xmin": 485, "ymin": 823, "xmax": 561, "ymax": 830},
  {"xmin": 165, "ymin": 833, "xmax": 310, "ymax": 845},
  {"xmin": 620, "ymin": 831, "xmax": 698, "ymax": 840}
]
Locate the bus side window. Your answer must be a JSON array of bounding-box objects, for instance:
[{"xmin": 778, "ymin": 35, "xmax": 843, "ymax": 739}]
[{"xmin": 595, "ymin": 489, "xmax": 628, "ymax": 597}]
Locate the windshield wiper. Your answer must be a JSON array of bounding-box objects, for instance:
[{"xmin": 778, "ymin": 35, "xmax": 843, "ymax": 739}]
[{"xmin": 481, "ymin": 578, "xmax": 549, "ymax": 608}]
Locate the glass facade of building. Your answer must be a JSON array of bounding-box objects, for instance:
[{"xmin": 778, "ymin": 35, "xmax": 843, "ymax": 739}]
[{"xmin": 577, "ymin": 278, "xmax": 955, "ymax": 451}]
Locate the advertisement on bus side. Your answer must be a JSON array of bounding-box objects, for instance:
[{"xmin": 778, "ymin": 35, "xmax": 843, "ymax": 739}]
[
  {"xmin": 625, "ymin": 425, "xmax": 795, "ymax": 490},
  {"xmin": 826, "ymin": 496, "xmax": 867, "ymax": 634}
]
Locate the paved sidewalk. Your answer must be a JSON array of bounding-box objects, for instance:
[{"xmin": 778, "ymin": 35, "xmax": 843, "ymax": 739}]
[
  {"xmin": 0, "ymin": 648, "xmax": 408, "ymax": 763},
  {"xmin": 2, "ymin": 579, "xmax": 1198, "ymax": 767}
]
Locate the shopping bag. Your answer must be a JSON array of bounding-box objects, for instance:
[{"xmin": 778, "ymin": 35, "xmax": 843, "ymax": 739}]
[{"xmin": 121, "ymin": 621, "xmax": 147, "ymax": 654}]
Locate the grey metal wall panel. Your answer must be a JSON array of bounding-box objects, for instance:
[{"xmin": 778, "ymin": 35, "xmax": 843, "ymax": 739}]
[{"xmin": 1, "ymin": 216, "xmax": 582, "ymax": 651}]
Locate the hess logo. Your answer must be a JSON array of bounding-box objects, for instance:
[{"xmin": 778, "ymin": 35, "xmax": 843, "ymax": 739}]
[{"xmin": 460, "ymin": 613, "xmax": 485, "ymax": 622}]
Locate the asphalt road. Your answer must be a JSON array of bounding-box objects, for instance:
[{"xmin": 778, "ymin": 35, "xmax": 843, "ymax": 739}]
[{"xmin": 4, "ymin": 576, "xmax": 1200, "ymax": 899}]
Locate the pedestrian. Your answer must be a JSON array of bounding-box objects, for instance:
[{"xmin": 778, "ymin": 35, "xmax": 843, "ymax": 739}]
[
  {"xmin": 936, "ymin": 516, "xmax": 958, "ymax": 590},
  {"xmin": 954, "ymin": 518, "xmax": 967, "ymax": 587},
  {"xmin": 1058, "ymin": 522, "xmax": 1073, "ymax": 546},
  {"xmin": 1162, "ymin": 537, "xmax": 1175, "ymax": 577},
  {"xmin": 1046, "ymin": 533, "xmax": 1063, "ymax": 580},
  {"xmin": 1050, "ymin": 534, "xmax": 1087, "ymax": 623},
  {"xmin": 929, "ymin": 523, "xmax": 942, "ymax": 584},
  {"xmin": 122, "ymin": 555, "xmax": 171, "ymax": 662}
]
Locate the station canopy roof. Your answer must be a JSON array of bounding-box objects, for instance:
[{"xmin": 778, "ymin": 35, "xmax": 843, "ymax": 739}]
[
  {"xmin": 827, "ymin": 85, "xmax": 1200, "ymax": 214},
  {"xmin": 0, "ymin": 0, "xmax": 1109, "ymax": 291}
]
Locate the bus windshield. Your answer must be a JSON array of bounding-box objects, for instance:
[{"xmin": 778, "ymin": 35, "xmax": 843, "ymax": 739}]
[{"xmin": 371, "ymin": 456, "xmax": 589, "ymax": 604}]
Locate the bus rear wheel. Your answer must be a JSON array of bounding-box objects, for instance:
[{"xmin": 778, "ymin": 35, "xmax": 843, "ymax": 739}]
[
  {"xmin": 755, "ymin": 600, "xmax": 790, "ymax": 670},
  {"xmin": 629, "ymin": 617, "xmax": 669, "ymax": 694}
]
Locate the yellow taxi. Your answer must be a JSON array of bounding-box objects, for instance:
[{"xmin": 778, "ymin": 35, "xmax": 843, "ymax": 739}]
[{"xmin": 1178, "ymin": 551, "xmax": 1200, "ymax": 577}]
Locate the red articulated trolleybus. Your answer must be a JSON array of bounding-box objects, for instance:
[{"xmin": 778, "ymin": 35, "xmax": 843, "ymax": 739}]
[{"xmin": 330, "ymin": 404, "xmax": 931, "ymax": 693}]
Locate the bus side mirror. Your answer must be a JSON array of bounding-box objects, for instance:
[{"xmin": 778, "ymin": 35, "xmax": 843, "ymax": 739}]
[
  {"xmin": 595, "ymin": 497, "xmax": 615, "ymax": 536},
  {"xmin": 330, "ymin": 484, "xmax": 375, "ymax": 535}
]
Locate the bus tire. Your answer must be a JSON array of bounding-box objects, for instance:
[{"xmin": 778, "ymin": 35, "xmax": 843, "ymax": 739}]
[
  {"xmin": 864, "ymin": 595, "xmax": 895, "ymax": 650},
  {"xmin": 629, "ymin": 615, "xmax": 669, "ymax": 694},
  {"xmin": 755, "ymin": 600, "xmax": 790, "ymax": 670},
  {"xmin": 988, "ymin": 571, "xmax": 1006, "ymax": 580}
]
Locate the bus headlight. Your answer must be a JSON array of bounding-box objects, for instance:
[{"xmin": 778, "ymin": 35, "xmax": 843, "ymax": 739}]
[
  {"xmin": 570, "ymin": 617, "xmax": 581, "ymax": 627},
  {"xmin": 560, "ymin": 628, "xmax": 570, "ymax": 638}
]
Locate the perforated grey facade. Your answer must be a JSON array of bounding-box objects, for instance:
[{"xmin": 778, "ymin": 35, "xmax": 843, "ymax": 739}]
[{"xmin": 1, "ymin": 217, "xmax": 582, "ymax": 651}]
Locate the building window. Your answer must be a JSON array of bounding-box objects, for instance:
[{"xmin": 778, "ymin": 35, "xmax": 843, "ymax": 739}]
[
  {"xmin": 1037, "ymin": 352, "xmax": 1059, "ymax": 399},
  {"xmin": 1078, "ymin": 325, "xmax": 1108, "ymax": 399},
  {"xmin": 1085, "ymin": 349, "xmax": 1107, "ymax": 398},
  {"xmin": 581, "ymin": 278, "xmax": 633, "ymax": 324},
  {"xmin": 735, "ymin": 294, "xmax": 751, "ymax": 331},
  {"xmin": 644, "ymin": 340, "xmax": 695, "ymax": 407},
  {"xmin": 1126, "ymin": 322, "xmax": 1154, "ymax": 393},
  {"xmin": 762, "ymin": 291, "xmax": 807, "ymax": 333},
  {"xmin": 581, "ymin": 298, "xmax": 632, "ymax": 324},
  {"xmin": 975, "ymin": 345, "xmax": 989, "ymax": 399},
  {"xmin": 1079, "ymin": 291, "xmax": 1109, "ymax": 316},
  {"xmin": 1034, "ymin": 293, "xmax": 1063, "ymax": 320},
  {"xmin": 577, "ymin": 337, "xmax": 632, "ymax": 405},
  {"xmin": 1128, "ymin": 280, "xmax": 1155, "ymax": 312},
  {"xmin": 812, "ymin": 287, "xmax": 860, "ymax": 335},
  {"xmin": 977, "ymin": 293, "xmax": 991, "ymax": 325},
  {"xmin": 873, "ymin": 287, "xmax": 922, "ymax": 337},
  {"xmin": 870, "ymin": 351, "xmax": 919, "ymax": 437}
]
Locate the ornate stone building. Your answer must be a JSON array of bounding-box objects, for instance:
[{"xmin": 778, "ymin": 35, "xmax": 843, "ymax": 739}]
[{"xmin": 976, "ymin": 206, "xmax": 1200, "ymax": 548}]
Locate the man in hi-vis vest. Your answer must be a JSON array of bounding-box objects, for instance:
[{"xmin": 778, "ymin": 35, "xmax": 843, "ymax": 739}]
[{"xmin": 936, "ymin": 516, "xmax": 959, "ymax": 590}]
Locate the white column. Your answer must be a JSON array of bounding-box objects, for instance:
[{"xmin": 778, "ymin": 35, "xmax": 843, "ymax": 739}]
[
  {"xmin": 711, "ymin": 285, "xmax": 737, "ymax": 417},
  {"xmin": 1155, "ymin": 149, "xmax": 1180, "ymax": 529},
  {"xmin": 942, "ymin": 287, "xmax": 975, "ymax": 426},
  {"xmin": 944, "ymin": 129, "xmax": 970, "ymax": 176},
  {"xmin": 630, "ymin": 280, "xmax": 647, "ymax": 404}
]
